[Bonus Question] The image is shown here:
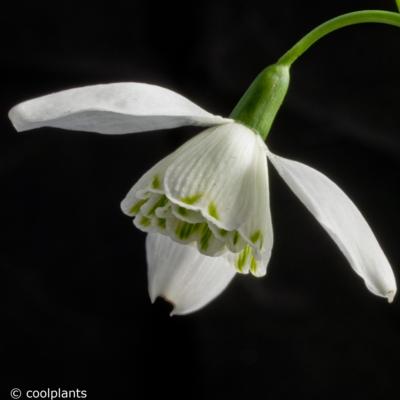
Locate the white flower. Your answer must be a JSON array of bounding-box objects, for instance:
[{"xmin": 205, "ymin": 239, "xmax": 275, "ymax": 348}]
[
  {"xmin": 9, "ymin": 81, "xmax": 397, "ymax": 315},
  {"xmin": 121, "ymin": 121, "xmax": 272, "ymax": 277}
]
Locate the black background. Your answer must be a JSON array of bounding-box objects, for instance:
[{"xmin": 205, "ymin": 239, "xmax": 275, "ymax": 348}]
[{"xmin": 1, "ymin": 1, "xmax": 400, "ymax": 399}]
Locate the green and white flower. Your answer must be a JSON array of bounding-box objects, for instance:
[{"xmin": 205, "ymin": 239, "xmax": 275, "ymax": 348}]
[
  {"xmin": 9, "ymin": 81, "xmax": 396, "ymax": 315},
  {"xmin": 121, "ymin": 120, "xmax": 272, "ymax": 278}
]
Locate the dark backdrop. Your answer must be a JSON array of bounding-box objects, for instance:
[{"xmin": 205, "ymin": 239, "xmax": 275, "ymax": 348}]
[{"xmin": 1, "ymin": 1, "xmax": 400, "ymax": 399}]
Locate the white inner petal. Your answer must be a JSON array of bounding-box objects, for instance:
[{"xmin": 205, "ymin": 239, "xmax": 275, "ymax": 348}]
[
  {"xmin": 130, "ymin": 189, "xmax": 266, "ymax": 276},
  {"xmin": 122, "ymin": 122, "xmax": 274, "ymax": 277},
  {"xmin": 163, "ymin": 123, "xmax": 258, "ymax": 230}
]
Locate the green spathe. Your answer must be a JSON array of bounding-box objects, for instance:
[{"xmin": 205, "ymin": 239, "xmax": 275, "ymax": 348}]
[{"xmin": 230, "ymin": 63, "xmax": 290, "ymax": 140}]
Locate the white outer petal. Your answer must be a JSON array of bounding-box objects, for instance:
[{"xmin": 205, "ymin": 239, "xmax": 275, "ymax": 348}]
[
  {"xmin": 146, "ymin": 233, "xmax": 236, "ymax": 315},
  {"xmin": 267, "ymin": 149, "xmax": 396, "ymax": 302},
  {"xmin": 8, "ymin": 82, "xmax": 231, "ymax": 134}
]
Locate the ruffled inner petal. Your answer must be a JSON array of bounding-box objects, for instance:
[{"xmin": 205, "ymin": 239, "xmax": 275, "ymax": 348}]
[{"xmin": 123, "ymin": 122, "xmax": 274, "ymax": 277}]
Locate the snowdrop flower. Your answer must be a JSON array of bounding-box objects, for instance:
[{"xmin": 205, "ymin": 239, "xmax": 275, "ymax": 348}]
[
  {"xmin": 10, "ymin": 7, "xmax": 400, "ymax": 314},
  {"xmin": 8, "ymin": 62, "xmax": 396, "ymax": 314}
]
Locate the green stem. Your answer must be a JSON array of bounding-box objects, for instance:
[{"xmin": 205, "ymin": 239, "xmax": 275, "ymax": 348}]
[
  {"xmin": 278, "ymin": 10, "xmax": 400, "ymax": 66},
  {"xmin": 396, "ymin": 0, "xmax": 400, "ymax": 12}
]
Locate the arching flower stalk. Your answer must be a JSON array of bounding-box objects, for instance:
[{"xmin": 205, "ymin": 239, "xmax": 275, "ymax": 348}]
[{"xmin": 9, "ymin": 8, "xmax": 400, "ymax": 314}]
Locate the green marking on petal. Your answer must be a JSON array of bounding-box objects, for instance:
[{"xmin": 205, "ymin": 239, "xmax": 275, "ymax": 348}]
[
  {"xmin": 176, "ymin": 222, "xmax": 199, "ymax": 240},
  {"xmin": 181, "ymin": 193, "xmax": 203, "ymax": 205},
  {"xmin": 250, "ymin": 256, "xmax": 258, "ymax": 274},
  {"xmin": 151, "ymin": 175, "xmax": 161, "ymax": 189},
  {"xmin": 208, "ymin": 202, "xmax": 220, "ymax": 220},
  {"xmin": 236, "ymin": 245, "xmax": 251, "ymax": 272},
  {"xmin": 139, "ymin": 216, "xmax": 151, "ymax": 227},
  {"xmin": 129, "ymin": 199, "xmax": 147, "ymax": 215},
  {"xmin": 177, "ymin": 206, "xmax": 188, "ymax": 216},
  {"xmin": 233, "ymin": 231, "xmax": 240, "ymax": 245},
  {"xmin": 175, "ymin": 222, "xmax": 184, "ymax": 239},
  {"xmin": 259, "ymin": 233, "xmax": 264, "ymax": 249},
  {"xmin": 219, "ymin": 229, "xmax": 228, "ymax": 237},
  {"xmin": 147, "ymin": 195, "xmax": 168, "ymax": 215},
  {"xmin": 200, "ymin": 224, "xmax": 212, "ymax": 251},
  {"xmin": 250, "ymin": 230, "xmax": 261, "ymax": 244},
  {"xmin": 157, "ymin": 218, "xmax": 166, "ymax": 229}
]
